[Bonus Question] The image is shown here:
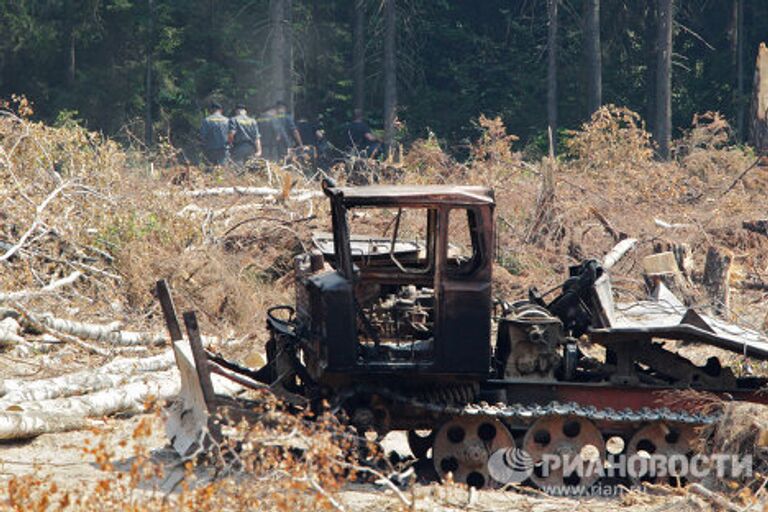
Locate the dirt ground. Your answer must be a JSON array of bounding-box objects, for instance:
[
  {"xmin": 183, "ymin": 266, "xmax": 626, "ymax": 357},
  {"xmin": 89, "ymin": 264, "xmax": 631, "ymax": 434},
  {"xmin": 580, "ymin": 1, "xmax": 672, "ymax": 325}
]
[{"xmin": 0, "ymin": 415, "xmax": 698, "ymax": 511}]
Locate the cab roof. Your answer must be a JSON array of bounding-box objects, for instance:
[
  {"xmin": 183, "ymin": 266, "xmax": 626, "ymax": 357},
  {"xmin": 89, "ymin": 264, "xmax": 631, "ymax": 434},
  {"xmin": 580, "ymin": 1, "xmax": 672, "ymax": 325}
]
[{"xmin": 325, "ymin": 184, "xmax": 495, "ymax": 207}]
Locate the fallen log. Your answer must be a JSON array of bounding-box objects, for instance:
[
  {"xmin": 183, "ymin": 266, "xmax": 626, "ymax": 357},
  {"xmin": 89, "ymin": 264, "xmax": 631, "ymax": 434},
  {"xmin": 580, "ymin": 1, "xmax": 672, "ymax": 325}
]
[
  {"xmin": 0, "ymin": 369, "xmax": 241, "ymax": 440},
  {"xmin": 0, "ymin": 317, "xmax": 24, "ymax": 346},
  {"xmin": 180, "ymin": 186, "xmax": 323, "ymax": 200},
  {"xmin": 36, "ymin": 314, "xmax": 165, "ymax": 346},
  {"xmin": 0, "ymin": 411, "xmax": 90, "ymax": 440},
  {"xmin": 0, "ymin": 350, "xmax": 176, "ymax": 403},
  {"xmin": 603, "ymin": 238, "xmax": 638, "ymax": 271}
]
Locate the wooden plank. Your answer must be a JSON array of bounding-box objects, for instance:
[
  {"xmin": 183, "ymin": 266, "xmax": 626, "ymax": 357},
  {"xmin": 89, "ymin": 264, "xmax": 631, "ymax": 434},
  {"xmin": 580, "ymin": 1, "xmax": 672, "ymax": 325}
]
[
  {"xmin": 156, "ymin": 279, "xmax": 183, "ymax": 342},
  {"xmin": 181, "ymin": 311, "xmax": 222, "ymax": 446},
  {"xmin": 181, "ymin": 311, "xmax": 217, "ymax": 414}
]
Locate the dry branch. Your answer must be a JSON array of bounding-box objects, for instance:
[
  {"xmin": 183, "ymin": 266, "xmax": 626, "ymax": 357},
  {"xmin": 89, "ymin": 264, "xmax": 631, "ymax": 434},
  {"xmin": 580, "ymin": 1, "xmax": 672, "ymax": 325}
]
[
  {"xmin": 0, "ymin": 182, "xmax": 69, "ymax": 262},
  {"xmin": 0, "ymin": 271, "xmax": 81, "ymax": 302}
]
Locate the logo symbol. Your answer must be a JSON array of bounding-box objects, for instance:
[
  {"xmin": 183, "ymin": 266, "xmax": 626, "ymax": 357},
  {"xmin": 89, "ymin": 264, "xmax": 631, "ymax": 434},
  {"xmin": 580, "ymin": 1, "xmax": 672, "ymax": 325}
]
[{"xmin": 488, "ymin": 447, "xmax": 533, "ymax": 484}]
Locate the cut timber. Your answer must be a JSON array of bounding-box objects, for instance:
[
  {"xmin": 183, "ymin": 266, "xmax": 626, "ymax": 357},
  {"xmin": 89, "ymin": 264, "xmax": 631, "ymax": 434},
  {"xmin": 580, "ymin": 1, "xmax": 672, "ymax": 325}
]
[
  {"xmin": 603, "ymin": 238, "xmax": 637, "ymax": 271},
  {"xmin": 0, "ymin": 364, "xmax": 241, "ymax": 440},
  {"xmin": 31, "ymin": 313, "xmax": 165, "ymax": 346},
  {"xmin": 0, "ymin": 350, "xmax": 175, "ymax": 404},
  {"xmin": 179, "ymin": 186, "xmax": 323, "ymax": 201},
  {"xmin": 703, "ymin": 246, "xmax": 733, "ymax": 317},
  {"xmin": 9, "ymin": 371, "xmax": 180, "ymax": 416},
  {"xmin": 751, "ymin": 42, "xmax": 768, "ymax": 154},
  {"xmin": 0, "ymin": 317, "xmax": 24, "ymax": 345},
  {"xmin": 0, "ymin": 411, "xmax": 90, "ymax": 440}
]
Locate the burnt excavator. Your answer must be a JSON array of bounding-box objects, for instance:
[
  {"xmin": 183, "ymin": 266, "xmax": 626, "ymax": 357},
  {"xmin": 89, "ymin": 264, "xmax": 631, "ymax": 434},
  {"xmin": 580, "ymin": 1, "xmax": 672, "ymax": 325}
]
[{"xmin": 163, "ymin": 180, "xmax": 768, "ymax": 491}]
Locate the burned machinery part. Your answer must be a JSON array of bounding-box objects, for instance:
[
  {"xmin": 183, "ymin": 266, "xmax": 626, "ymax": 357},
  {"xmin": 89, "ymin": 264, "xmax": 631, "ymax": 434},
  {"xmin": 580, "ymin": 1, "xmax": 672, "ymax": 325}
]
[{"xmin": 165, "ymin": 181, "xmax": 768, "ymax": 492}]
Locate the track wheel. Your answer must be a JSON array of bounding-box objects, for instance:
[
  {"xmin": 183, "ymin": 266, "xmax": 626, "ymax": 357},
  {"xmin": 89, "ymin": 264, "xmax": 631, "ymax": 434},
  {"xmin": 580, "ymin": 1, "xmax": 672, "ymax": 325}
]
[
  {"xmin": 522, "ymin": 415, "xmax": 605, "ymax": 490},
  {"xmin": 407, "ymin": 430, "xmax": 435, "ymax": 459},
  {"xmin": 626, "ymin": 423, "xmax": 696, "ymax": 487},
  {"xmin": 433, "ymin": 416, "xmax": 515, "ymax": 489}
]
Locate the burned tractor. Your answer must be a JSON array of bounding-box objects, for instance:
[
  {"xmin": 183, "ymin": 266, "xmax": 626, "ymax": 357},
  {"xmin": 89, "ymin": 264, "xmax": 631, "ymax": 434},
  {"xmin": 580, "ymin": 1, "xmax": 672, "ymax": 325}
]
[{"xmin": 167, "ymin": 181, "xmax": 768, "ymax": 491}]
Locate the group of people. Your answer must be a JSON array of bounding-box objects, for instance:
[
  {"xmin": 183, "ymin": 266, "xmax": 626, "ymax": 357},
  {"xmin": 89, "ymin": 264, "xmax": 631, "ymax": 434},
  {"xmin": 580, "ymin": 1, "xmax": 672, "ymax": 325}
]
[
  {"xmin": 199, "ymin": 100, "xmax": 303, "ymax": 166},
  {"xmin": 199, "ymin": 101, "xmax": 384, "ymax": 169}
]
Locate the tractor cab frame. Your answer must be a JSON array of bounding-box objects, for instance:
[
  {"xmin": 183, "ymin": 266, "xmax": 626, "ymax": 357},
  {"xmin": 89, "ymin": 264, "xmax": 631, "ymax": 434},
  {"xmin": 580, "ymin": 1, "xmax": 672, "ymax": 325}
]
[{"xmin": 296, "ymin": 182, "xmax": 496, "ymax": 382}]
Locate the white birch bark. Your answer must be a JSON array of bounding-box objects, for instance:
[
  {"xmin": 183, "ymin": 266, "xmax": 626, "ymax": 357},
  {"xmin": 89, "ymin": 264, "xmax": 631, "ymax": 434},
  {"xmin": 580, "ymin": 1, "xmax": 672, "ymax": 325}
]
[{"xmin": 0, "ymin": 317, "xmax": 24, "ymax": 345}]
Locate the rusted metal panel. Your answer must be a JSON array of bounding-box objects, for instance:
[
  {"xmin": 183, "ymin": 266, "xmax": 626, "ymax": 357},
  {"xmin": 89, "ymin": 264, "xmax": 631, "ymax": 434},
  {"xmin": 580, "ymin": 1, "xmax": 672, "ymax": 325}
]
[{"xmin": 330, "ymin": 184, "xmax": 495, "ymax": 207}]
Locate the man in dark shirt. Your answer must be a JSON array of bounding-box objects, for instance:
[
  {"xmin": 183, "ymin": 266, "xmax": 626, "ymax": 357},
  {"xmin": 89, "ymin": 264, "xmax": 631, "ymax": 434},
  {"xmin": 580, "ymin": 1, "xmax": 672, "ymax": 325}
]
[
  {"xmin": 199, "ymin": 101, "xmax": 230, "ymax": 165},
  {"xmin": 347, "ymin": 109, "xmax": 381, "ymax": 158},
  {"xmin": 228, "ymin": 104, "xmax": 262, "ymax": 165},
  {"xmin": 273, "ymin": 101, "xmax": 303, "ymax": 160},
  {"xmin": 257, "ymin": 106, "xmax": 278, "ymax": 161}
]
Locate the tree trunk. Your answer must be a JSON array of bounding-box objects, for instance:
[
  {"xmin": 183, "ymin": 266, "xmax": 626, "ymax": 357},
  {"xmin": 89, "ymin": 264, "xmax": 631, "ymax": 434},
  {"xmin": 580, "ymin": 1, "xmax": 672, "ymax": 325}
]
[
  {"xmin": 67, "ymin": 32, "xmax": 76, "ymax": 87},
  {"xmin": 654, "ymin": 0, "xmax": 673, "ymax": 160},
  {"xmin": 584, "ymin": 0, "xmax": 601, "ymax": 116},
  {"xmin": 284, "ymin": 0, "xmax": 294, "ymax": 112},
  {"xmin": 383, "ymin": 0, "xmax": 397, "ymax": 146},
  {"xmin": 145, "ymin": 0, "xmax": 154, "ymax": 148},
  {"xmin": 547, "ymin": 0, "xmax": 558, "ymax": 154},
  {"xmin": 353, "ymin": 0, "xmax": 366, "ymax": 114},
  {"xmin": 644, "ymin": 0, "xmax": 658, "ymax": 133},
  {"xmin": 735, "ymin": 0, "xmax": 745, "ymax": 140},
  {"xmin": 750, "ymin": 43, "xmax": 768, "ymax": 154},
  {"xmin": 270, "ymin": 0, "xmax": 287, "ymax": 105},
  {"xmin": 306, "ymin": 0, "xmax": 321, "ymax": 119}
]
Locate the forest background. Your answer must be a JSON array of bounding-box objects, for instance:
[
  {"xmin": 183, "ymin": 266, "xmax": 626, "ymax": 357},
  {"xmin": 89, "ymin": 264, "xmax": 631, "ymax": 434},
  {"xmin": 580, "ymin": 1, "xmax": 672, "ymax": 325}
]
[{"xmin": 0, "ymin": 0, "xmax": 765, "ymax": 160}]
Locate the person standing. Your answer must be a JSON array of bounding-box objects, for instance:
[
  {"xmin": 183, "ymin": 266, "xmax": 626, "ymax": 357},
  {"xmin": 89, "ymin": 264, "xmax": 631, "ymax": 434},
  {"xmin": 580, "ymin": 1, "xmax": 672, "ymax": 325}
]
[
  {"xmin": 273, "ymin": 101, "xmax": 303, "ymax": 160},
  {"xmin": 228, "ymin": 103, "xmax": 262, "ymax": 165},
  {"xmin": 199, "ymin": 101, "xmax": 230, "ymax": 165},
  {"xmin": 258, "ymin": 105, "xmax": 278, "ymax": 161},
  {"xmin": 347, "ymin": 108, "xmax": 382, "ymax": 158}
]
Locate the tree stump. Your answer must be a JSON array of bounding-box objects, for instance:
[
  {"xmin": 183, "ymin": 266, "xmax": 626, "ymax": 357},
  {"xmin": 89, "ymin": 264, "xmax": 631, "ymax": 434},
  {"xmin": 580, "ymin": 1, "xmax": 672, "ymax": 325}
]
[
  {"xmin": 649, "ymin": 242, "xmax": 696, "ymax": 304},
  {"xmin": 703, "ymin": 246, "xmax": 733, "ymax": 317},
  {"xmin": 750, "ymin": 42, "xmax": 768, "ymax": 154}
]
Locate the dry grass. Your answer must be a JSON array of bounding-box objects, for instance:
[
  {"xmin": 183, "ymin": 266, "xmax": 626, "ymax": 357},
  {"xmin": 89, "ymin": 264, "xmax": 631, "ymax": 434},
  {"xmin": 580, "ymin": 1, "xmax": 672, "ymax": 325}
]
[{"xmin": 3, "ymin": 99, "xmax": 768, "ymax": 509}]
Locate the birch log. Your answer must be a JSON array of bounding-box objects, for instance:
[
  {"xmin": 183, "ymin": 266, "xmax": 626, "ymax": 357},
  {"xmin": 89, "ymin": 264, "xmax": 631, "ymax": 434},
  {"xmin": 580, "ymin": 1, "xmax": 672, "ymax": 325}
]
[
  {"xmin": 0, "ymin": 412, "xmax": 90, "ymax": 440},
  {"xmin": 36, "ymin": 314, "xmax": 165, "ymax": 346},
  {"xmin": 180, "ymin": 186, "xmax": 323, "ymax": 200},
  {"xmin": 0, "ymin": 369, "xmax": 241, "ymax": 440},
  {"xmin": 0, "ymin": 350, "xmax": 176, "ymax": 404},
  {"xmin": 0, "ymin": 317, "xmax": 24, "ymax": 345},
  {"xmin": 602, "ymin": 238, "xmax": 638, "ymax": 270}
]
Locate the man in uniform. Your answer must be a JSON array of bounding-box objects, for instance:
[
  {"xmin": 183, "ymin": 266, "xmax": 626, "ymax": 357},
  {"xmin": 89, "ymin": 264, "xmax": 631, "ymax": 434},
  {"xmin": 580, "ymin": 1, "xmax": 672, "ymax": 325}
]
[
  {"xmin": 228, "ymin": 103, "xmax": 262, "ymax": 165},
  {"xmin": 199, "ymin": 101, "xmax": 230, "ymax": 165},
  {"xmin": 273, "ymin": 100, "xmax": 303, "ymax": 160},
  {"xmin": 258, "ymin": 105, "xmax": 278, "ymax": 161}
]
